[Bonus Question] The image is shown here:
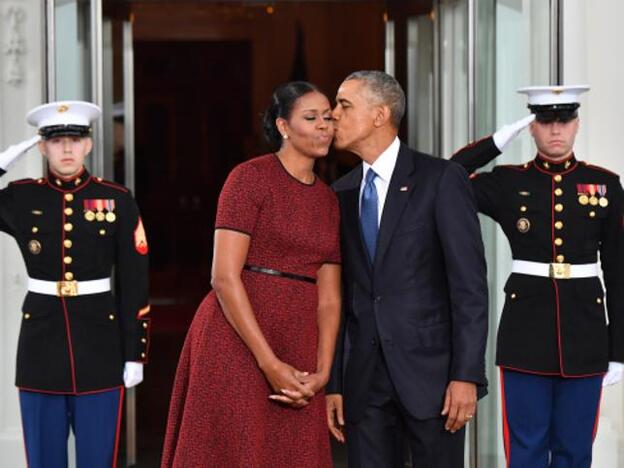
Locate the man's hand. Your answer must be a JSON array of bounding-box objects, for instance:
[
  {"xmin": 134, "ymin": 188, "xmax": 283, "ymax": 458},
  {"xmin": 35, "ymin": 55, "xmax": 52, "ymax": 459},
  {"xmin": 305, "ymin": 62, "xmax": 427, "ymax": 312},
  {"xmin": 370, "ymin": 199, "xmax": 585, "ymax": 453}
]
[
  {"xmin": 326, "ymin": 394, "xmax": 345, "ymax": 443},
  {"xmin": 492, "ymin": 114, "xmax": 535, "ymax": 152},
  {"xmin": 123, "ymin": 361, "xmax": 144, "ymax": 388},
  {"xmin": 441, "ymin": 381, "xmax": 477, "ymax": 433},
  {"xmin": 0, "ymin": 135, "xmax": 41, "ymax": 171}
]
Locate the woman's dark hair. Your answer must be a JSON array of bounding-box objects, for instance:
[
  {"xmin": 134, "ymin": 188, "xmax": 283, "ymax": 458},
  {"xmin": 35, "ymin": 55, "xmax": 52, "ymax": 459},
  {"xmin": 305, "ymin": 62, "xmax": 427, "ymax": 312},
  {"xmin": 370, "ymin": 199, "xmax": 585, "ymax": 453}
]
[{"xmin": 262, "ymin": 81, "xmax": 320, "ymax": 149}]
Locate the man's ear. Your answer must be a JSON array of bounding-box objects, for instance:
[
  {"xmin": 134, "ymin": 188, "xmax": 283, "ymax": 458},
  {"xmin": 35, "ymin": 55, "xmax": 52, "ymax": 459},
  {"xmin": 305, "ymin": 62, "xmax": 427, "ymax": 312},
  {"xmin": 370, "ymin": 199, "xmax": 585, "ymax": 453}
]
[
  {"xmin": 85, "ymin": 137, "xmax": 94, "ymax": 155},
  {"xmin": 373, "ymin": 105, "xmax": 392, "ymax": 128},
  {"xmin": 38, "ymin": 140, "xmax": 47, "ymax": 157}
]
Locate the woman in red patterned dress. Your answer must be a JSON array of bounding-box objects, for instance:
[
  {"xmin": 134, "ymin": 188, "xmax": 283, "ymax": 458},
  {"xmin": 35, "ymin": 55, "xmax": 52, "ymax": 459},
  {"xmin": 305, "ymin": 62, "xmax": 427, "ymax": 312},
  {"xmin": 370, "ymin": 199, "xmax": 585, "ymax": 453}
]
[{"xmin": 161, "ymin": 82, "xmax": 341, "ymax": 467}]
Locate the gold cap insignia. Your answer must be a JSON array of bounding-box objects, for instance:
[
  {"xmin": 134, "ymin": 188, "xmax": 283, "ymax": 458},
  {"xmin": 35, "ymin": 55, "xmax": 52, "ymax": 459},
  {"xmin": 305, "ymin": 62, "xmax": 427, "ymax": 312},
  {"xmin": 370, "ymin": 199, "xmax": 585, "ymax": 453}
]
[{"xmin": 57, "ymin": 104, "xmax": 70, "ymax": 113}]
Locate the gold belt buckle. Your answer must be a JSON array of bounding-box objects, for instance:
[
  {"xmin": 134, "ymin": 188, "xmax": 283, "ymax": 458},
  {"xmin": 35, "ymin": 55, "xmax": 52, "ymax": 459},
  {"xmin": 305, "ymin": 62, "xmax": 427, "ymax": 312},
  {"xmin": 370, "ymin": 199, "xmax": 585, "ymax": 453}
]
[
  {"xmin": 57, "ymin": 280, "xmax": 78, "ymax": 297},
  {"xmin": 549, "ymin": 263, "xmax": 571, "ymax": 279}
]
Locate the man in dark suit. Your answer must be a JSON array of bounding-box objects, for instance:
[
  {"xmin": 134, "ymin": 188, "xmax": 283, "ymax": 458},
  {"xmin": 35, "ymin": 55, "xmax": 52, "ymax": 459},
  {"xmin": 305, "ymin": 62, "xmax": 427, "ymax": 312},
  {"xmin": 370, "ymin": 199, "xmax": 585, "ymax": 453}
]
[{"xmin": 325, "ymin": 71, "xmax": 489, "ymax": 467}]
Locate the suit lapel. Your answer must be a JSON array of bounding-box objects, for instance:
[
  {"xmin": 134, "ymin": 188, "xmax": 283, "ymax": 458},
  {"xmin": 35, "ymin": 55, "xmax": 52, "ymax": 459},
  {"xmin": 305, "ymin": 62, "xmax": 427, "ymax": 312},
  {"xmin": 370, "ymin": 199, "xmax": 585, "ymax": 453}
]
[{"xmin": 374, "ymin": 144, "xmax": 418, "ymax": 266}]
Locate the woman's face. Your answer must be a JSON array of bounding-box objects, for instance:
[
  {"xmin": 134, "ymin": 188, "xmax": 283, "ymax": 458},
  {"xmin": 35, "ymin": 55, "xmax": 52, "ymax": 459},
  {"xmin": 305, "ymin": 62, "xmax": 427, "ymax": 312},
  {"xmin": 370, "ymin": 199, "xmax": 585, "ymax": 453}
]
[{"xmin": 278, "ymin": 91, "xmax": 334, "ymax": 158}]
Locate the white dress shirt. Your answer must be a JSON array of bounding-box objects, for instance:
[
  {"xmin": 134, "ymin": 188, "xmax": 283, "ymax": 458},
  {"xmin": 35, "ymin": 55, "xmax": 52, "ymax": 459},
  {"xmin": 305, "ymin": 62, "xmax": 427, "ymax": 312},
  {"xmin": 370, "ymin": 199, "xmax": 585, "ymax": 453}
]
[{"xmin": 359, "ymin": 137, "xmax": 401, "ymax": 226}]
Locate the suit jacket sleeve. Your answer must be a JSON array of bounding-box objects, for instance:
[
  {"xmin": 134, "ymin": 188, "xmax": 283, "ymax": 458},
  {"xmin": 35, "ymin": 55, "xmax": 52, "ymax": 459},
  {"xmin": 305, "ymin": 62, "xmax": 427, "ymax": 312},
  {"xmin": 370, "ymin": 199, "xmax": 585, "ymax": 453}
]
[
  {"xmin": 115, "ymin": 191, "xmax": 151, "ymax": 363},
  {"xmin": 435, "ymin": 162, "xmax": 489, "ymax": 385}
]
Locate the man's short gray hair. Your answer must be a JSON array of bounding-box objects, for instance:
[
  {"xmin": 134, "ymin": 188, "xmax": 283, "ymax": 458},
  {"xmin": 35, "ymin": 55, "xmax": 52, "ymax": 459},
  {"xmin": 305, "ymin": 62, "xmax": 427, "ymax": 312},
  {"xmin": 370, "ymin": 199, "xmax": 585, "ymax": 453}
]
[{"xmin": 345, "ymin": 70, "xmax": 406, "ymax": 128}]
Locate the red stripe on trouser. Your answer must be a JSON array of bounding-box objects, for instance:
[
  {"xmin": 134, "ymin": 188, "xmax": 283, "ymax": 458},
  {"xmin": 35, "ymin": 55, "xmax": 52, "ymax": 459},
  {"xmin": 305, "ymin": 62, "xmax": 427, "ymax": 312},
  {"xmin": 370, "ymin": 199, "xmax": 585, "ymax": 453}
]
[
  {"xmin": 500, "ymin": 369, "xmax": 511, "ymax": 467},
  {"xmin": 112, "ymin": 386, "xmax": 125, "ymax": 468},
  {"xmin": 592, "ymin": 387, "xmax": 603, "ymax": 441}
]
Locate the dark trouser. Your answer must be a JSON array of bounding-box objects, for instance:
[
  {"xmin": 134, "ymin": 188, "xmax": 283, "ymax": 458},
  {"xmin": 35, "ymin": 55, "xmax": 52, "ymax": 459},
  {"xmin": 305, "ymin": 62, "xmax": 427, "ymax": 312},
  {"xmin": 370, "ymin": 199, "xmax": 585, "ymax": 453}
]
[
  {"xmin": 500, "ymin": 368, "xmax": 603, "ymax": 468},
  {"xmin": 346, "ymin": 352, "xmax": 465, "ymax": 468},
  {"xmin": 19, "ymin": 387, "xmax": 124, "ymax": 468}
]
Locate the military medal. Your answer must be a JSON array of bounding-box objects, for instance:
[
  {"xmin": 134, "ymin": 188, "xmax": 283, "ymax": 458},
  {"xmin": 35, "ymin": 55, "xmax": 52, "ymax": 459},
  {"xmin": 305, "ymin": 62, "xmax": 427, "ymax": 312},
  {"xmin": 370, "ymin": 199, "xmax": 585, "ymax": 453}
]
[
  {"xmin": 96, "ymin": 211, "xmax": 106, "ymax": 222},
  {"xmin": 578, "ymin": 194, "xmax": 589, "ymax": 205},
  {"xmin": 28, "ymin": 240, "xmax": 41, "ymax": 255},
  {"xmin": 105, "ymin": 199, "xmax": 116, "ymax": 223},
  {"xmin": 516, "ymin": 218, "xmax": 531, "ymax": 233},
  {"xmin": 85, "ymin": 210, "xmax": 95, "ymax": 221},
  {"xmin": 106, "ymin": 212, "xmax": 116, "ymax": 223},
  {"xmin": 588, "ymin": 184, "xmax": 598, "ymax": 206},
  {"xmin": 597, "ymin": 185, "xmax": 608, "ymax": 207}
]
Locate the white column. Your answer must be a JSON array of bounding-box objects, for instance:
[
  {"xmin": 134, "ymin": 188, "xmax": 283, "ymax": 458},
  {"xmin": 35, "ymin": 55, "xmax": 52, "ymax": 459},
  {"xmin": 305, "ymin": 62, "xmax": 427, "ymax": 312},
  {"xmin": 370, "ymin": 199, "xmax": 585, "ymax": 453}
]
[
  {"xmin": 0, "ymin": 0, "xmax": 44, "ymax": 465},
  {"xmin": 563, "ymin": 1, "xmax": 624, "ymax": 466}
]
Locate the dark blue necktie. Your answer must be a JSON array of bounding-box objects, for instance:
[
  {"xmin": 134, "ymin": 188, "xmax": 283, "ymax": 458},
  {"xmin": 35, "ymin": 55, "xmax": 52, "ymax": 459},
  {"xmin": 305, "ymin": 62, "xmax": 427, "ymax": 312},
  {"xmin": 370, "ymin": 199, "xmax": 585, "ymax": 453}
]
[{"xmin": 360, "ymin": 169, "xmax": 379, "ymax": 263}]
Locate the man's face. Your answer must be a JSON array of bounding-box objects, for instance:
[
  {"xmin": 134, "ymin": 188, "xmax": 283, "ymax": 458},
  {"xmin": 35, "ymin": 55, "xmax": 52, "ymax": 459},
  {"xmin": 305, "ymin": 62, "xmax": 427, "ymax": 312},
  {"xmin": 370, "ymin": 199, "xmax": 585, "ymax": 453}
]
[
  {"xmin": 529, "ymin": 118, "xmax": 579, "ymax": 160},
  {"xmin": 332, "ymin": 79, "xmax": 379, "ymax": 152},
  {"xmin": 38, "ymin": 136, "xmax": 91, "ymax": 178}
]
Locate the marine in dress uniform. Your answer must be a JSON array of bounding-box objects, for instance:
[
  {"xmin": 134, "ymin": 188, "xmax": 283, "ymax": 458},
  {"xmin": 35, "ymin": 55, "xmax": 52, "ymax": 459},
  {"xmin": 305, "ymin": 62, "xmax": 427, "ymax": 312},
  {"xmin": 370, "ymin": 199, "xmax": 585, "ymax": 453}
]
[
  {"xmin": 0, "ymin": 101, "xmax": 150, "ymax": 468},
  {"xmin": 452, "ymin": 86, "xmax": 624, "ymax": 467}
]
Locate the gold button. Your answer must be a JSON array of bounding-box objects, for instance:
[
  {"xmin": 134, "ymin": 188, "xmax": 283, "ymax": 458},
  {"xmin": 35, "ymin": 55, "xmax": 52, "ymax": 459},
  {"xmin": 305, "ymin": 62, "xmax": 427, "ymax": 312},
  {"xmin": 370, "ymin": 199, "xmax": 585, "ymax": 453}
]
[
  {"xmin": 141, "ymin": 338, "xmax": 147, "ymax": 344},
  {"xmin": 65, "ymin": 193, "xmax": 74, "ymax": 202},
  {"xmin": 65, "ymin": 272, "xmax": 74, "ymax": 281},
  {"xmin": 63, "ymin": 256, "xmax": 73, "ymax": 264},
  {"xmin": 99, "ymin": 229, "xmax": 106, "ymax": 235},
  {"xmin": 75, "ymin": 178, "xmax": 82, "ymax": 186},
  {"xmin": 141, "ymin": 352, "xmax": 146, "ymax": 359},
  {"xmin": 142, "ymin": 322, "xmax": 148, "ymax": 329},
  {"xmin": 511, "ymin": 293, "xmax": 517, "ymax": 299},
  {"xmin": 23, "ymin": 313, "xmax": 31, "ymax": 320},
  {"xmin": 555, "ymin": 204, "xmax": 564, "ymax": 213},
  {"xmin": 589, "ymin": 211, "xmax": 596, "ymax": 218},
  {"xmin": 543, "ymin": 161, "xmax": 550, "ymax": 169},
  {"xmin": 64, "ymin": 239, "xmax": 73, "ymax": 249},
  {"xmin": 31, "ymin": 226, "xmax": 39, "ymax": 233},
  {"xmin": 55, "ymin": 179, "xmax": 62, "ymax": 186},
  {"xmin": 554, "ymin": 188, "xmax": 563, "ymax": 196},
  {"xmin": 597, "ymin": 298, "xmax": 603, "ymax": 305},
  {"xmin": 109, "ymin": 314, "xmax": 115, "ymax": 320},
  {"xmin": 520, "ymin": 206, "xmax": 527, "ymax": 212},
  {"xmin": 64, "ymin": 207, "xmax": 73, "ymax": 216},
  {"xmin": 556, "ymin": 255, "xmax": 565, "ymax": 263},
  {"xmin": 555, "ymin": 221, "xmax": 563, "ymax": 230},
  {"xmin": 554, "ymin": 175, "xmax": 562, "ymax": 183},
  {"xmin": 554, "ymin": 238, "xmax": 563, "ymax": 246},
  {"xmin": 64, "ymin": 223, "xmax": 73, "ymax": 232}
]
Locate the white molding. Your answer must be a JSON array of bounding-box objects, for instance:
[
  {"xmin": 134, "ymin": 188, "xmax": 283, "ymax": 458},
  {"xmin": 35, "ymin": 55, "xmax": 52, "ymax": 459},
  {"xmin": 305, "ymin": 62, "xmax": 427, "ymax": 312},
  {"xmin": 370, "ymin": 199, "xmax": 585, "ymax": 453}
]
[{"xmin": 3, "ymin": 5, "xmax": 26, "ymax": 86}]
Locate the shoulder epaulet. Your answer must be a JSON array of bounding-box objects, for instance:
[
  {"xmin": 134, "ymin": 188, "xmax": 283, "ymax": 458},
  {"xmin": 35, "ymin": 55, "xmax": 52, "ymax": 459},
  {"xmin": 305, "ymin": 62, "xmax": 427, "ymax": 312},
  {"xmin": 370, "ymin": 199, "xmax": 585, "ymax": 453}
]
[
  {"xmin": 92, "ymin": 176, "xmax": 129, "ymax": 193},
  {"xmin": 9, "ymin": 177, "xmax": 42, "ymax": 186},
  {"xmin": 581, "ymin": 161, "xmax": 619, "ymax": 178},
  {"xmin": 496, "ymin": 162, "xmax": 531, "ymax": 172}
]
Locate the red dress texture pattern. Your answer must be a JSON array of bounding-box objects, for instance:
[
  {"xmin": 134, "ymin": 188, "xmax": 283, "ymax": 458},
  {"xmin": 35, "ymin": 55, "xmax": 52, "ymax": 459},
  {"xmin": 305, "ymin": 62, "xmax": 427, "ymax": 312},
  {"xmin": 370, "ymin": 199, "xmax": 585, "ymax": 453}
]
[{"xmin": 161, "ymin": 154, "xmax": 341, "ymax": 468}]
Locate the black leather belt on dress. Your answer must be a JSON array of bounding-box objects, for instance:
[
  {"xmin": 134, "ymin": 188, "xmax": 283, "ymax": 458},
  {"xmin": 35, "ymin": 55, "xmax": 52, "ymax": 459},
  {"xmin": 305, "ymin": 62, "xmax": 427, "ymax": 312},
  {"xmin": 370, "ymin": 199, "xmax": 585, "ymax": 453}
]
[{"xmin": 244, "ymin": 265, "xmax": 316, "ymax": 284}]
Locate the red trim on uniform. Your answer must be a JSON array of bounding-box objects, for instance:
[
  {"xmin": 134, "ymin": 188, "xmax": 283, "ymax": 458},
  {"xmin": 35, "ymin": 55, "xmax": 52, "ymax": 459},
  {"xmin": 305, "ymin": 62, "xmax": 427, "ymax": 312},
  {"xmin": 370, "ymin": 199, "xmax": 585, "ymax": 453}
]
[
  {"xmin": 583, "ymin": 162, "xmax": 618, "ymax": 177},
  {"xmin": 60, "ymin": 297, "xmax": 78, "ymax": 393},
  {"xmin": 112, "ymin": 386, "xmax": 125, "ymax": 468},
  {"xmin": 551, "ymin": 178, "xmax": 556, "ymax": 261},
  {"xmin": 498, "ymin": 164, "xmax": 531, "ymax": 172},
  {"xmin": 498, "ymin": 365, "xmax": 606, "ymax": 378},
  {"xmin": 450, "ymin": 135, "xmax": 492, "ymax": 158},
  {"xmin": 552, "ymin": 279, "xmax": 566, "ymax": 377},
  {"xmin": 17, "ymin": 385, "xmax": 124, "ymax": 396},
  {"xmin": 532, "ymin": 159, "xmax": 579, "ymax": 176},
  {"xmin": 593, "ymin": 387, "xmax": 603, "ymax": 441},
  {"xmin": 499, "ymin": 369, "xmax": 511, "ymax": 467},
  {"xmin": 95, "ymin": 179, "xmax": 129, "ymax": 193},
  {"xmin": 9, "ymin": 178, "xmax": 37, "ymax": 185}
]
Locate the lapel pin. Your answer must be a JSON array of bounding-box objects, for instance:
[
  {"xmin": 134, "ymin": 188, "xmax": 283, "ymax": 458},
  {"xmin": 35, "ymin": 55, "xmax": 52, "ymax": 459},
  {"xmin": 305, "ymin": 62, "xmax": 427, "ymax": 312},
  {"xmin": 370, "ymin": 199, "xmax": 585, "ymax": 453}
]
[{"xmin": 400, "ymin": 186, "xmax": 409, "ymax": 192}]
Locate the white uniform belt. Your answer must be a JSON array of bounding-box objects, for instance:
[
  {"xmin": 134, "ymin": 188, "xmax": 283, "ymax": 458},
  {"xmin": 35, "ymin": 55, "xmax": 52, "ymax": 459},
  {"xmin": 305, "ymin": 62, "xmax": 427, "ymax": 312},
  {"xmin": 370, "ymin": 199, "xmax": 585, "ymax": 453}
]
[
  {"xmin": 512, "ymin": 260, "xmax": 599, "ymax": 279},
  {"xmin": 28, "ymin": 277, "xmax": 111, "ymax": 297}
]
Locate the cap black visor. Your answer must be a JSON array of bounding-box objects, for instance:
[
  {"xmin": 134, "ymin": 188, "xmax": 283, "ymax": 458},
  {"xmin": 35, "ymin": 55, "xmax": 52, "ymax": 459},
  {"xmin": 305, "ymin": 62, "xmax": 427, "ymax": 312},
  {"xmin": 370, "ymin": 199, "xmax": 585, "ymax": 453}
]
[{"xmin": 39, "ymin": 125, "xmax": 91, "ymax": 140}]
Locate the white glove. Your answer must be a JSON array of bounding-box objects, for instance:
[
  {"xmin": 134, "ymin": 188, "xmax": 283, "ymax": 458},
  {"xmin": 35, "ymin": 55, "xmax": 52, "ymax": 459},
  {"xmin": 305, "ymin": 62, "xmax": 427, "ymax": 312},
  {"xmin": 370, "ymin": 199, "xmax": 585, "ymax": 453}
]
[
  {"xmin": 123, "ymin": 361, "xmax": 144, "ymax": 388},
  {"xmin": 0, "ymin": 135, "xmax": 41, "ymax": 170},
  {"xmin": 602, "ymin": 362, "xmax": 624, "ymax": 387},
  {"xmin": 492, "ymin": 114, "xmax": 535, "ymax": 152}
]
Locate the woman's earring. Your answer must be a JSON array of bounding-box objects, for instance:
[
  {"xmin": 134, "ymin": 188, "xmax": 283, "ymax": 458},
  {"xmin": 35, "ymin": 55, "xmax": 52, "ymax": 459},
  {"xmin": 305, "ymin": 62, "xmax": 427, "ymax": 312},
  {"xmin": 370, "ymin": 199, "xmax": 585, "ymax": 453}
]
[{"xmin": 282, "ymin": 134, "xmax": 289, "ymax": 140}]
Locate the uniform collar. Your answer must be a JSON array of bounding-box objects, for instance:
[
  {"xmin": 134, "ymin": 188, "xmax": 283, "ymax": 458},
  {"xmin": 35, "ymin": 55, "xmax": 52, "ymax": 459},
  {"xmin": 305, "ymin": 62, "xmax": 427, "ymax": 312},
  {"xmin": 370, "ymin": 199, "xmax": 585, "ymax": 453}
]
[
  {"xmin": 47, "ymin": 166, "xmax": 91, "ymax": 192},
  {"xmin": 533, "ymin": 152, "xmax": 578, "ymax": 174}
]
